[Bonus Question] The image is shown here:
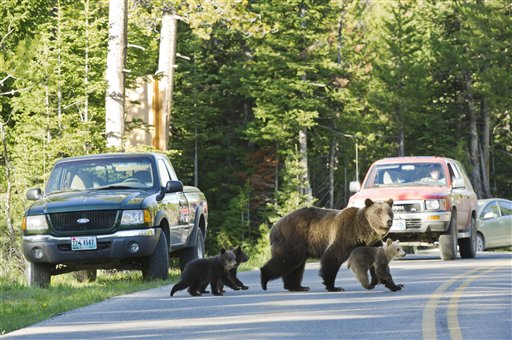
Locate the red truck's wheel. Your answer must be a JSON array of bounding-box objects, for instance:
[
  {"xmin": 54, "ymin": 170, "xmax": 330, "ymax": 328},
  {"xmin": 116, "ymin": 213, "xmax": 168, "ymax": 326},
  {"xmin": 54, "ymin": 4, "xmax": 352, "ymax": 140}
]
[
  {"xmin": 439, "ymin": 212, "xmax": 457, "ymax": 260},
  {"xmin": 459, "ymin": 216, "xmax": 477, "ymax": 258}
]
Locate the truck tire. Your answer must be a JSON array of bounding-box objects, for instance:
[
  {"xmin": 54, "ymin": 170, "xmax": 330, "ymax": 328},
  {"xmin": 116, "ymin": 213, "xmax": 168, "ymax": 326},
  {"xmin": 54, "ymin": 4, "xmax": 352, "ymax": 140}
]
[
  {"xmin": 74, "ymin": 269, "xmax": 97, "ymax": 283},
  {"xmin": 459, "ymin": 216, "xmax": 477, "ymax": 259},
  {"xmin": 439, "ymin": 212, "xmax": 457, "ymax": 260},
  {"xmin": 25, "ymin": 261, "xmax": 51, "ymax": 288},
  {"xmin": 142, "ymin": 230, "xmax": 169, "ymax": 281},
  {"xmin": 179, "ymin": 229, "xmax": 205, "ymax": 272}
]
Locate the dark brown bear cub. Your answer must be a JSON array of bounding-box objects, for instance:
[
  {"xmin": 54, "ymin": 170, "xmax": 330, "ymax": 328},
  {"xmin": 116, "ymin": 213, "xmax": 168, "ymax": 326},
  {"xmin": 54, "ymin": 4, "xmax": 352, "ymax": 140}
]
[
  {"xmin": 170, "ymin": 249, "xmax": 238, "ymax": 296},
  {"xmin": 228, "ymin": 246, "xmax": 250, "ymax": 290},
  {"xmin": 260, "ymin": 198, "xmax": 394, "ymax": 292},
  {"xmin": 200, "ymin": 246, "xmax": 250, "ymax": 293},
  {"xmin": 347, "ymin": 238, "xmax": 406, "ymax": 291}
]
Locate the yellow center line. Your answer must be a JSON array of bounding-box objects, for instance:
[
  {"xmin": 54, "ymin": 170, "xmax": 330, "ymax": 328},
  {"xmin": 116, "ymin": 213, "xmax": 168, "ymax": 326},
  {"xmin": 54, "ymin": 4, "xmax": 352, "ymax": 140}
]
[
  {"xmin": 447, "ymin": 267, "xmax": 496, "ymax": 340},
  {"xmin": 422, "ymin": 268, "xmax": 482, "ymax": 340}
]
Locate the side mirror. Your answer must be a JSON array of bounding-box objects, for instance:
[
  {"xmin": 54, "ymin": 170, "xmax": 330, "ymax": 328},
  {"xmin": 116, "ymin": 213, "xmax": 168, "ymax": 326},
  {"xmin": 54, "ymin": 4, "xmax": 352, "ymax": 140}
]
[
  {"xmin": 349, "ymin": 181, "xmax": 361, "ymax": 193},
  {"xmin": 452, "ymin": 178, "xmax": 465, "ymax": 189},
  {"xmin": 156, "ymin": 180, "xmax": 184, "ymax": 201},
  {"xmin": 165, "ymin": 180, "xmax": 183, "ymax": 193},
  {"xmin": 26, "ymin": 188, "xmax": 43, "ymax": 201}
]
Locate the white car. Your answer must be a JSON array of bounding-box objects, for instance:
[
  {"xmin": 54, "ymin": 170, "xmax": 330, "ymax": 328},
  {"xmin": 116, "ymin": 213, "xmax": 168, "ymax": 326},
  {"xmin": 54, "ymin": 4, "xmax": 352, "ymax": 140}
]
[{"xmin": 476, "ymin": 198, "xmax": 512, "ymax": 251}]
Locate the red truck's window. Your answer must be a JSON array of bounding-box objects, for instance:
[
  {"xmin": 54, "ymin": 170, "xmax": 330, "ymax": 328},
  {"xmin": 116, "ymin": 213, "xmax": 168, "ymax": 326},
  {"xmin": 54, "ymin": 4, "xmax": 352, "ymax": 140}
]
[{"xmin": 365, "ymin": 163, "xmax": 447, "ymax": 188}]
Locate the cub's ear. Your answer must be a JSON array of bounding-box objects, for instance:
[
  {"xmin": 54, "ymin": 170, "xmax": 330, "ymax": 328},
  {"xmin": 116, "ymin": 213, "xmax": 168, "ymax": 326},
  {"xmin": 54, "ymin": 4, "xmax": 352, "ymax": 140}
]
[
  {"xmin": 365, "ymin": 198, "xmax": 374, "ymax": 207},
  {"xmin": 386, "ymin": 238, "xmax": 393, "ymax": 246},
  {"xmin": 220, "ymin": 248, "xmax": 226, "ymax": 254},
  {"xmin": 387, "ymin": 198, "xmax": 394, "ymax": 207}
]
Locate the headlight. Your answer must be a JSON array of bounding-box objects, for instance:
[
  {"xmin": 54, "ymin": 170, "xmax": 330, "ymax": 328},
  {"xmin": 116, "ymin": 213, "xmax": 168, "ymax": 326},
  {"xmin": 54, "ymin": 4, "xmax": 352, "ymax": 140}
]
[
  {"xmin": 425, "ymin": 199, "xmax": 445, "ymax": 210},
  {"xmin": 121, "ymin": 210, "xmax": 152, "ymax": 225},
  {"xmin": 24, "ymin": 215, "xmax": 49, "ymax": 232}
]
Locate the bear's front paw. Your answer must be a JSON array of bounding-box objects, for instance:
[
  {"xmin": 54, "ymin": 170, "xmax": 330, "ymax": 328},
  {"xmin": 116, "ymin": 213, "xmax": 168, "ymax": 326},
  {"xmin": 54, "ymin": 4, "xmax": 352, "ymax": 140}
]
[
  {"xmin": 366, "ymin": 285, "xmax": 376, "ymax": 290},
  {"xmin": 285, "ymin": 285, "xmax": 310, "ymax": 292},
  {"xmin": 241, "ymin": 285, "xmax": 249, "ymax": 290},
  {"xmin": 390, "ymin": 285, "xmax": 402, "ymax": 291},
  {"xmin": 326, "ymin": 286, "xmax": 345, "ymax": 292}
]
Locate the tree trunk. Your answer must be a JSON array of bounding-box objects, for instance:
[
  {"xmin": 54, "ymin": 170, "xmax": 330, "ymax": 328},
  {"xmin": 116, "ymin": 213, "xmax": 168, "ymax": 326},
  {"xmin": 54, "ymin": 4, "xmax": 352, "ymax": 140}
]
[
  {"xmin": 480, "ymin": 96, "xmax": 491, "ymax": 197},
  {"xmin": 1, "ymin": 122, "xmax": 13, "ymax": 240},
  {"xmin": 156, "ymin": 8, "xmax": 178, "ymax": 151},
  {"xmin": 328, "ymin": 136, "xmax": 338, "ymax": 209},
  {"xmin": 465, "ymin": 74, "xmax": 482, "ymax": 197},
  {"xmin": 105, "ymin": 0, "xmax": 127, "ymax": 149}
]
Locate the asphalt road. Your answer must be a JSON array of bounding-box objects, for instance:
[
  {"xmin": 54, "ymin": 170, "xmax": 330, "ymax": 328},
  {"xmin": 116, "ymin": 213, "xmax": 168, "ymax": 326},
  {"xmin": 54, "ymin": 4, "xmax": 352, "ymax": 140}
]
[{"xmin": 5, "ymin": 251, "xmax": 512, "ymax": 340}]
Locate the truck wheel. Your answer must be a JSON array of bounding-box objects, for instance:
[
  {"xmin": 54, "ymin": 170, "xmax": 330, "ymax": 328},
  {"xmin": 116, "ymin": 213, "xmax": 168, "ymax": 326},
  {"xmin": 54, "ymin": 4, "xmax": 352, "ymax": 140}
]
[
  {"xmin": 179, "ymin": 229, "xmax": 205, "ymax": 272},
  {"xmin": 459, "ymin": 216, "xmax": 477, "ymax": 259},
  {"xmin": 142, "ymin": 230, "xmax": 169, "ymax": 281},
  {"xmin": 25, "ymin": 261, "xmax": 51, "ymax": 288},
  {"xmin": 439, "ymin": 212, "xmax": 457, "ymax": 260},
  {"xmin": 74, "ymin": 270, "xmax": 97, "ymax": 283}
]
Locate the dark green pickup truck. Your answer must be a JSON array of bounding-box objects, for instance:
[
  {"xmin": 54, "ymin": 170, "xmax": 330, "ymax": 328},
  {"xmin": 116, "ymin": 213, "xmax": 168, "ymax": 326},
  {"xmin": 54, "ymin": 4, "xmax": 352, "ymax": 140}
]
[{"xmin": 21, "ymin": 153, "xmax": 208, "ymax": 287}]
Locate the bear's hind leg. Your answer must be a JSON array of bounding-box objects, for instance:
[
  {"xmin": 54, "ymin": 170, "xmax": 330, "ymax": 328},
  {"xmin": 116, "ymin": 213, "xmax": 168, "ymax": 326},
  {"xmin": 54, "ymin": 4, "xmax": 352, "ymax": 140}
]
[
  {"xmin": 354, "ymin": 267, "xmax": 374, "ymax": 290},
  {"xmin": 283, "ymin": 261, "xmax": 309, "ymax": 292},
  {"xmin": 170, "ymin": 279, "xmax": 190, "ymax": 296},
  {"xmin": 260, "ymin": 256, "xmax": 294, "ymax": 290}
]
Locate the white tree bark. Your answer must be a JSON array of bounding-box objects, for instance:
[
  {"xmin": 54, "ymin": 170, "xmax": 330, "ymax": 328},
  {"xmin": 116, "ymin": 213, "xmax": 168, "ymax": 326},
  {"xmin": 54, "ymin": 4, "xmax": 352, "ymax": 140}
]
[{"xmin": 105, "ymin": 0, "xmax": 127, "ymax": 149}]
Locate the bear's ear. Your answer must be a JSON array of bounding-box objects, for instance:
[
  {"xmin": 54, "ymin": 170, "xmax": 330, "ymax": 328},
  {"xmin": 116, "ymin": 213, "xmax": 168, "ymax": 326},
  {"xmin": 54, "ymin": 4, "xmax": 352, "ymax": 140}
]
[
  {"xmin": 220, "ymin": 248, "xmax": 226, "ymax": 254},
  {"xmin": 365, "ymin": 198, "xmax": 374, "ymax": 207},
  {"xmin": 386, "ymin": 198, "xmax": 394, "ymax": 207},
  {"xmin": 386, "ymin": 238, "xmax": 393, "ymax": 246}
]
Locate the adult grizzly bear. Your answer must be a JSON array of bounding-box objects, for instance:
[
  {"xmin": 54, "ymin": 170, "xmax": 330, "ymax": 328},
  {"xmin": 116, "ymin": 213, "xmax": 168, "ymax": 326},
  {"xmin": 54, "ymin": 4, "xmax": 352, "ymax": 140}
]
[{"xmin": 260, "ymin": 198, "xmax": 394, "ymax": 292}]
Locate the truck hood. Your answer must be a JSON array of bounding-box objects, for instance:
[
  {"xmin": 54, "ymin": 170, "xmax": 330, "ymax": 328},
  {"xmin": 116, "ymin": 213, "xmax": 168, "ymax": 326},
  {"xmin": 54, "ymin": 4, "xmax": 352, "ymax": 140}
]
[
  {"xmin": 27, "ymin": 190, "xmax": 150, "ymax": 215},
  {"xmin": 349, "ymin": 186, "xmax": 450, "ymax": 205}
]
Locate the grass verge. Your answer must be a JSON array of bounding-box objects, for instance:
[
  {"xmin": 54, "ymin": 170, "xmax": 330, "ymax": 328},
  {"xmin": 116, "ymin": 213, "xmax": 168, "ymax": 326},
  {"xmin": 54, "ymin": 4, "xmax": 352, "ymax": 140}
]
[{"xmin": 0, "ymin": 269, "xmax": 180, "ymax": 335}]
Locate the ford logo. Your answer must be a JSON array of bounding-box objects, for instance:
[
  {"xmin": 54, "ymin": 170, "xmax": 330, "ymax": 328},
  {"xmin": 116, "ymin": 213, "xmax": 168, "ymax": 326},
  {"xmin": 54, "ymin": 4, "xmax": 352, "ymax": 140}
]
[{"xmin": 77, "ymin": 218, "xmax": 90, "ymax": 224}]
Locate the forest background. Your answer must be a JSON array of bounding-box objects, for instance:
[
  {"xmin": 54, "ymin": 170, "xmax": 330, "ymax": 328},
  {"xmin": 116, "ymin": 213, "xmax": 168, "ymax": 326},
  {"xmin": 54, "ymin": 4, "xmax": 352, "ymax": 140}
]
[{"xmin": 1, "ymin": 0, "xmax": 510, "ymax": 283}]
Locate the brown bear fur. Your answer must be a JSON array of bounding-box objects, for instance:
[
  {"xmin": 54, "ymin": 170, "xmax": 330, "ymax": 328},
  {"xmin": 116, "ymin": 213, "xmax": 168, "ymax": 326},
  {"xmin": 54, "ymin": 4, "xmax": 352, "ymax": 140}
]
[
  {"xmin": 170, "ymin": 249, "xmax": 238, "ymax": 296},
  {"xmin": 260, "ymin": 198, "xmax": 394, "ymax": 292},
  {"xmin": 347, "ymin": 238, "xmax": 406, "ymax": 291}
]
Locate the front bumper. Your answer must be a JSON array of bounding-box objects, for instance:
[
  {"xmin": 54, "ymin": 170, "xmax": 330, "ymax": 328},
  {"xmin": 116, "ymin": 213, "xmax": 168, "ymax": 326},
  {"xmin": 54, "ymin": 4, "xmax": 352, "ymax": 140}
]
[
  {"xmin": 389, "ymin": 211, "xmax": 451, "ymax": 234},
  {"xmin": 22, "ymin": 228, "xmax": 161, "ymax": 265}
]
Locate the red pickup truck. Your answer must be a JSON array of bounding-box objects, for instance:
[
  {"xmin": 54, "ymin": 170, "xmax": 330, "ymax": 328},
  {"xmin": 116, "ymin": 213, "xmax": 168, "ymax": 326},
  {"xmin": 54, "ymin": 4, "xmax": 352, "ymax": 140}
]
[{"xmin": 348, "ymin": 156, "xmax": 478, "ymax": 260}]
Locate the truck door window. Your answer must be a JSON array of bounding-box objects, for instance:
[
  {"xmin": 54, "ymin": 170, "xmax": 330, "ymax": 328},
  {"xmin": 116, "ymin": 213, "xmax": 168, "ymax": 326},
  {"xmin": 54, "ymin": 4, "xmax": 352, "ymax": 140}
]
[{"xmin": 158, "ymin": 159, "xmax": 171, "ymax": 186}]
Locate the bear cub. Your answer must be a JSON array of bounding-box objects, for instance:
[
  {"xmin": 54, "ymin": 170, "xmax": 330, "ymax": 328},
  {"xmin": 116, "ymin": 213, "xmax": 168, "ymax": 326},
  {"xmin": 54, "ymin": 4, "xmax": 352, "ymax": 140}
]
[
  {"xmin": 228, "ymin": 246, "xmax": 250, "ymax": 290},
  {"xmin": 347, "ymin": 238, "xmax": 406, "ymax": 291},
  {"xmin": 200, "ymin": 245, "xmax": 250, "ymax": 293},
  {"xmin": 170, "ymin": 249, "xmax": 238, "ymax": 297}
]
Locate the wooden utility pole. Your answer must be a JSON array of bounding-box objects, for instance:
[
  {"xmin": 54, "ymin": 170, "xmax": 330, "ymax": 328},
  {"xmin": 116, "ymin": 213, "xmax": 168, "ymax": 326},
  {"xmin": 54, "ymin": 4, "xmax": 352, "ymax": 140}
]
[
  {"xmin": 155, "ymin": 8, "xmax": 178, "ymax": 151},
  {"xmin": 105, "ymin": 0, "xmax": 127, "ymax": 149}
]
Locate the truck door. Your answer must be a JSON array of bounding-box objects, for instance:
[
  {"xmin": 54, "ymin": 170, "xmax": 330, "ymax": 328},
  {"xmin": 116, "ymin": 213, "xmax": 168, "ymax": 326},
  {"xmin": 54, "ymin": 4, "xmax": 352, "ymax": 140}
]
[
  {"xmin": 448, "ymin": 162, "xmax": 470, "ymax": 230},
  {"xmin": 157, "ymin": 158, "xmax": 190, "ymax": 246}
]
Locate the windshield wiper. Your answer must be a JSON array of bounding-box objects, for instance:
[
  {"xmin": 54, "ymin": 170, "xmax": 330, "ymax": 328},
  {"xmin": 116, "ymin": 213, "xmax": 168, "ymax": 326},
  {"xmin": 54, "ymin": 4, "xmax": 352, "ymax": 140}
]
[{"xmin": 94, "ymin": 185, "xmax": 137, "ymax": 190}]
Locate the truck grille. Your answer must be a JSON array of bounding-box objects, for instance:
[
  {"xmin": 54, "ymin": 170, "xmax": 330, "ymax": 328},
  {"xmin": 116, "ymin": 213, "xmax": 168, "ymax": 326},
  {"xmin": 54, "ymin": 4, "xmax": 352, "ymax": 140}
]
[
  {"xmin": 50, "ymin": 210, "xmax": 118, "ymax": 234},
  {"xmin": 406, "ymin": 219, "xmax": 422, "ymax": 228},
  {"xmin": 393, "ymin": 203, "xmax": 422, "ymax": 213}
]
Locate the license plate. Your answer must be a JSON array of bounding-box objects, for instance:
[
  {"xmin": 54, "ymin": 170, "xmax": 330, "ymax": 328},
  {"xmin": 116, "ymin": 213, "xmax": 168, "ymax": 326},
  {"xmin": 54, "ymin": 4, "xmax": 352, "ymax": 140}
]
[
  {"xmin": 391, "ymin": 219, "xmax": 406, "ymax": 231},
  {"xmin": 71, "ymin": 236, "xmax": 97, "ymax": 251}
]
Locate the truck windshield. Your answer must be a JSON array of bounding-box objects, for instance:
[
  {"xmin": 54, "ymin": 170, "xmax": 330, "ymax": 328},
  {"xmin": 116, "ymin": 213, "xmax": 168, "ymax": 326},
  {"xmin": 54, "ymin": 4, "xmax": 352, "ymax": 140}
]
[
  {"xmin": 364, "ymin": 162, "xmax": 447, "ymax": 188},
  {"xmin": 46, "ymin": 157, "xmax": 155, "ymax": 194}
]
